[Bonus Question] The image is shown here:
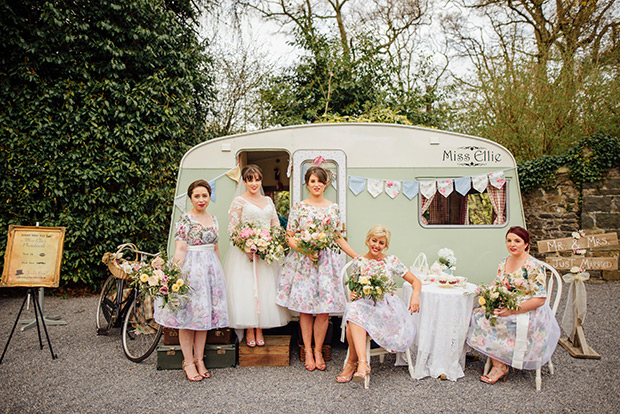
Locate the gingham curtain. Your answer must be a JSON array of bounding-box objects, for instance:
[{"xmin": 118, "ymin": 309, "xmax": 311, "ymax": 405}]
[{"xmin": 487, "ymin": 185, "xmax": 506, "ymax": 225}]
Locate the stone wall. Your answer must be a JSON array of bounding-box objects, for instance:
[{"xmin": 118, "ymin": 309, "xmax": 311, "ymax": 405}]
[{"xmin": 522, "ymin": 168, "xmax": 620, "ymax": 280}]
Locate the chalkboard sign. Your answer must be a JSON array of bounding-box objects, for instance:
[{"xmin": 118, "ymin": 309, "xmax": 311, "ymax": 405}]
[{"xmin": 1, "ymin": 226, "xmax": 65, "ymax": 288}]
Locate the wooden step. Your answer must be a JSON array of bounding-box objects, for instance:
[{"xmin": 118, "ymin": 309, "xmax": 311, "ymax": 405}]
[{"xmin": 238, "ymin": 335, "xmax": 291, "ymax": 367}]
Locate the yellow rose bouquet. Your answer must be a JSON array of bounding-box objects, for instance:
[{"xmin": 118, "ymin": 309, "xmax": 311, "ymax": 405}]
[
  {"xmin": 475, "ymin": 282, "xmax": 521, "ymax": 326},
  {"xmin": 346, "ymin": 258, "xmax": 396, "ymax": 305},
  {"xmin": 131, "ymin": 254, "xmax": 190, "ymax": 310}
]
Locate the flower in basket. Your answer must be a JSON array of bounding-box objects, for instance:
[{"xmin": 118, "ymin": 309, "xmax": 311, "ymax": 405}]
[
  {"xmin": 230, "ymin": 222, "xmax": 287, "ymax": 264},
  {"xmin": 132, "ymin": 254, "xmax": 190, "ymax": 310},
  {"xmin": 346, "ymin": 258, "xmax": 396, "ymax": 305},
  {"xmin": 295, "ymin": 215, "xmax": 341, "ymax": 264},
  {"xmin": 475, "ymin": 282, "xmax": 521, "ymax": 326},
  {"xmin": 437, "ymin": 248, "xmax": 456, "ymax": 274}
]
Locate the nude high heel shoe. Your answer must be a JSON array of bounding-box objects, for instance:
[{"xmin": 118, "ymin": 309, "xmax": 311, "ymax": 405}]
[{"xmin": 353, "ymin": 359, "xmax": 370, "ymax": 389}]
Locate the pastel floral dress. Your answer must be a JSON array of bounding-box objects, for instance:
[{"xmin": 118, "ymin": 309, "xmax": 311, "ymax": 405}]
[
  {"xmin": 344, "ymin": 256, "xmax": 416, "ymax": 353},
  {"xmin": 276, "ymin": 201, "xmax": 345, "ymax": 314},
  {"xmin": 154, "ymin": 213, "xmax": 229, "ymax": 330},
  {"xmin": 467, "ymin": 257, "xmax": 561, "ymax": 370}
]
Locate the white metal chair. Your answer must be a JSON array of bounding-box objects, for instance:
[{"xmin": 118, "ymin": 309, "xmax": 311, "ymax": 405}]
[
  {"xmin": 339, "ymin": 260, "xmax": 415, "ymax": 389},
  {"xmin": 482, "ymin": 260, "xmax": 563, "ymax": 391}
]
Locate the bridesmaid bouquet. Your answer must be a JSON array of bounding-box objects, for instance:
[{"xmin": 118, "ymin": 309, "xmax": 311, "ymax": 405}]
[
  {"xmin": 132, "ymin": 255, "xmax": 190, "ymax": 310},
  {"xmin": 230, "ymin": 223, "xmax": 287, "ymax": 263},
  {"xmin": 346, "ymin": 258, "xmax": 396, "ymax": 305},
  {"xmin": 476, "ymin": 282, "xmax": 521, "ymax": 326},
  {"xmin": 295, "ymin": 215, "xmax": 341, "ymax": 263}
]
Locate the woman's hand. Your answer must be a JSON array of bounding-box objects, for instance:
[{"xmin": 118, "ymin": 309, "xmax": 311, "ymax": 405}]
[
  {"xmin": 408, "ymin": 294, "xmax": 420, "ymax": 314},
  {"xmin": 494, "ymin": 307, "xmax": 516, "ymax": 317},
  {"xmin": 350, "ymin": 291, "xmax": 358, "ymax": 301},
  {"xmin": 307, "ymin": 250, "xmax": 319, "ymax": 262},
  {"xmin": 246, "ymin": 251, "xmax": 255, "ymax": 261}
]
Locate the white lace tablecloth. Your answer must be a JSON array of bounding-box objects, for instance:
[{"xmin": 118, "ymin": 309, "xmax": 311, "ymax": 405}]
[{"xmin": 395, "ymin": 281, "xmax": 476, "ymax": 381}]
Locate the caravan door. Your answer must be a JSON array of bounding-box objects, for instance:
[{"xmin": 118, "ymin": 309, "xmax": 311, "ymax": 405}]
[{"xmin": 291, "ymin": 151, "xmax": 348, "ymax": 265}]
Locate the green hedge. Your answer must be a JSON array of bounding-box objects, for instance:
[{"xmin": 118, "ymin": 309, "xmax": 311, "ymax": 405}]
[
  {"xmin": 518, "ymin": 134, "xmax": 620, "ymax": 193},
  {"xmin": 0, "ymin": 0, "xmax": 213, "ymax": 289}
]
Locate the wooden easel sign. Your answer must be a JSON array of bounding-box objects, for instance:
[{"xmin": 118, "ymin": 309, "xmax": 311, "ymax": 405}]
[
  {"xmin": 540, "ymin": 232, "xmax": 618, "ymax": 360},
  {"xmin": 0, "ymin": 225, "xmax": 66, "ymax": 288}
]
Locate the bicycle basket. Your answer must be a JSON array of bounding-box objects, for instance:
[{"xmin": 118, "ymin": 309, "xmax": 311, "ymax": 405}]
[{"xmin": 102, "ymin": 243, "xmax": 139, "ymax": 280}]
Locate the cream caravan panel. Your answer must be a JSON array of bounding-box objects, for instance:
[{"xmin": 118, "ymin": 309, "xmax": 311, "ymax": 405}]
[{"xmin": 179, "ymin": 124, "xmax": 516, "ymax": 170}]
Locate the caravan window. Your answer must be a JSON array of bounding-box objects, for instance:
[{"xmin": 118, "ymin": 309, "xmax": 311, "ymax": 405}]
[{"xmin": 420, "ymin": 184, "xmax": 507, "ymax": 227}]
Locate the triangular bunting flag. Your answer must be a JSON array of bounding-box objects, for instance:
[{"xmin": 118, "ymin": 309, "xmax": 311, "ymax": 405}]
[
  {"xmin": 348, "ymin": 176, "xmax": 367, "ymax": 196},
  {"xmin": 367, "ymin": 178, "xmax": 384, "ymax": 198},
  {"xmin": 384, "ymin": 180, "xmax": 401, "ymax": 198},
  {"xmin": 419, "ymin": 180, "xmax": 437, "ymax": 199},
  {"xmin": 437, "ymin": 179, "xmax": 454, "ymax": 198},
  {"xmin": 455, "ymin": 177, "xmax": 472, "ymax": 196},
  {"xmin": 402, "ymin": 181, "xmax": 419, "ymax": 200},
  {"xmin": 472, "ymin": 174, "xmax": 489, "ymax": 193},
  {"xmin": 488, "ymin": 171, "xmax": 506, "ymax": 189}
]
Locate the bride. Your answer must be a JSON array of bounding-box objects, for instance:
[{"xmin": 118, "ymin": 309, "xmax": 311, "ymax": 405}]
[{"xmin": 223, "ymin": 165, "xmax": 290, "ymax": 346}]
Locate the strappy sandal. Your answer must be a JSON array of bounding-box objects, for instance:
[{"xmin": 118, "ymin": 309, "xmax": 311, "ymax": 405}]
[
  {"xmin": 480, "ymin": 365, "xmax": 509, "ymax": 384},
  {"xmin": 304, "ymin": 349, "xmax": 316, "ymax": 371},
  {"xmin": 182, "ymin": 359, "xmax": 202, "ymax": 382},
  {"xmin": 353, "ymin": 359, "xmax": 371, "ymax": 388},
  {"xmin": 336, "ymin": 360, "xmax": 358, "ymax": 383},
  {"xmin": 314, "ymin": 348, "xmax": 326, "ymax": 371},
  {"xmin": 195, "ymin": 358, "xmax": 211, "ymax": 379}
]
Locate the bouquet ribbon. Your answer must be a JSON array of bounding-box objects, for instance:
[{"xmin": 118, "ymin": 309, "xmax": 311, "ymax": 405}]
[
  {"xmin": 512, "ymin": 313, "xmax": 529, "ymax": 370},
  {"xmin": 252, "ymin": 252, "xmax": 260, "ymax": 315},
  {"xmin": 561, "ymin": 271, "xmax": 590, "ymax": 342},
  {"xmin": 187, "ymin": 244, "xmax": 215, "ymax": 252}
]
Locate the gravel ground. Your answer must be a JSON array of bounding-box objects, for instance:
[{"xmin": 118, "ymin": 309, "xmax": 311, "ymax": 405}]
[{"xmin": 0, "ymin": 282, "xmax": 619, "ymax": 414}]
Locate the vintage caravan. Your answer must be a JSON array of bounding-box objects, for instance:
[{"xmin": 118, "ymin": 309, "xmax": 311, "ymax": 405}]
[{"xmin": 169, "ymin": 123, "xmax": 524, "ymax": 284}]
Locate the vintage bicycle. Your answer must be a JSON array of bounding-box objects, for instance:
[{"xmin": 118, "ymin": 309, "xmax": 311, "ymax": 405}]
[{"xmin": 97, "ymin": 243, "xmax": 163, "ymax": 362}]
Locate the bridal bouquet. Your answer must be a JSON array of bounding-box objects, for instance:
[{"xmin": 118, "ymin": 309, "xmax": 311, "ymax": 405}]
[
  {"xmin": 132, "ymin": 255, "xmax": 190, "ymax": 310},
  {"xmin": 295, "ymin": 215, "xmax": 341, "ymax": 263},
  {"xmin": 346, "ymin": 258, "xmax": 396, "ymax": 305},
  {"xmin": 475, "ymin": 282, "xmax": 521, "ymax": 326},
  {"xmin": 230, "ymin": 222, "xmax": 287, "ymax": 263}
]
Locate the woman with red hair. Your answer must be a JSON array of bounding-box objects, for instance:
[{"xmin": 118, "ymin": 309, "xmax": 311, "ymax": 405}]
[{"xmin": 467, "ymin": 226, "xmax": 560, "ymax": 384}]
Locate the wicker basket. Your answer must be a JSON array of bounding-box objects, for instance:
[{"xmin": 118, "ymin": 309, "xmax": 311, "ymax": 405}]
[{"xmin": 103, "ymin": 243, "xmax": 139, "ymax": 280}]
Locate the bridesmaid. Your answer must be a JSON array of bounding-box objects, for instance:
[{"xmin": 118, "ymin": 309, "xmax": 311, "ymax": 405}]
[
  {"xmin": 154, "ymin": 179, "xmax": 228, "ymax": 382},
  {"xmin": 467, "ymin": 226, "xmax": 561, "ymax": 383},
  {"xmin": 276, "ymin": 165, "xmax": 358, "ymax": 371},
  {"xmin": 337, "ymin": 225, "xmax": 421, "ymax": 385},
  {"xmin": 223, "ymin": 165, "xmax": 290, "ymax": 347}
]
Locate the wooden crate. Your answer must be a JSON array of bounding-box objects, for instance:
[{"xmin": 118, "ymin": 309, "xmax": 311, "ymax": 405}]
[
  {"xmin": 238, "ymin": 335, "xmax": 291, "ymax": 367},
  {"xmin": 162, "ymin": 327, "xmax": 234, "ymax": 346}
]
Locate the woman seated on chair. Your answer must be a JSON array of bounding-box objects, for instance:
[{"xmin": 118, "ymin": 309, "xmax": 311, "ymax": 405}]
[
  {"xmin": 336, "ymin": 225, "xmax": 421, "ymax": 384},
  {"xmin": 467, "ymin": 226, "xmax": 561, "ymax": 384}
]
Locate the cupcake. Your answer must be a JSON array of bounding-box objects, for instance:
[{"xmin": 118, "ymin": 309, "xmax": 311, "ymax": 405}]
[
  {"xmin": 438, "ymin": 275, "xmax": 448, "ymax": 284},
  {"xmin": 448, "ymin": 276, "xmax": 458, "ymax": 285}
]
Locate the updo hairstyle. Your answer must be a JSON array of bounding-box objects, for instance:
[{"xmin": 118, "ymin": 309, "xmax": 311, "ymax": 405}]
[
  {"xmin": 187, "ymin": 179, "xmax": 212, "ymax": 198},
  {"xmin": 506, "ymin": 226, "xmax": 530, "ymax": 250},
  {"xmin": 242, "ymin": 164, "xmax": 263, "ymax": 182},
  {"xmin": 365, "ymin": 225, "xmax": 392, "ymax": 250}
]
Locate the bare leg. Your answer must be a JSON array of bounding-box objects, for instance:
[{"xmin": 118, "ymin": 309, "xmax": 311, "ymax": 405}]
[
  {"xmin": 313, "ymin": 314, "xmax": 329, "ymax": 370},
  {"xmin": 299, "ymin": 313, "xmax": 315, "ymax": 370},
  {"xmin": 336, "ymin": 322, "xmax": 358, "ymax": 383},
  {"xmin": 193, "ymin": 330, "xmax": 209, "ymax": 378},
  {"xmin": 179, "ymin": 329, "xmax": 200, "ymax": 380},
  {"xmin": 348, "ymin": 322, "xmax": 370, "ymax": 376}
]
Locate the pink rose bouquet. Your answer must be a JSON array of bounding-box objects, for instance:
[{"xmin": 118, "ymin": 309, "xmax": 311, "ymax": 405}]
[
  {"xmin": 295, "ymin": 215, "xmax": 341, "ymax": 265},
  {"xmin": 230, "ymin": 222, "xmax": 287, "ymax": 263},
  {"xmin": 132, "ymin": 254, "xmax": 189, "ymax": 310}
]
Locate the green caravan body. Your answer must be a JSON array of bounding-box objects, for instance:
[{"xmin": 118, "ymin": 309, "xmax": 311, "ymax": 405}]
[{"xmin": 170, "ymin": 123, "xmax": 524, "ymax": 285}]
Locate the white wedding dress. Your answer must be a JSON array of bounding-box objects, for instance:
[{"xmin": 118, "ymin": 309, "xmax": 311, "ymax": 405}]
[{"xmin": 223, "ymin": 196, "xmax": 290, "ymax": 329}]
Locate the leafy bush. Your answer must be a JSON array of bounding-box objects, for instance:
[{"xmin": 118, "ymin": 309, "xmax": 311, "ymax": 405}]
[{"xmin": 0, "ymin": 0, "xmax": 213, "ymax": 288}]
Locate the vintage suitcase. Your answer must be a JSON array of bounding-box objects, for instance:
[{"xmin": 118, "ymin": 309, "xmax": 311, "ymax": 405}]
[
  {"xmin": 207, "ymin": 328, "xmax": 234, "ymax": 344},
  {"xmin": 157, "ymin": 343, "xmax": 237, "ymax": 370},
  {"xmin": 163, "ymin": 327, "xmax": 180, "ymax": 345},
  {"xmin": 238, "ymin": 335, "xmax": 291, "ymax": 367}
]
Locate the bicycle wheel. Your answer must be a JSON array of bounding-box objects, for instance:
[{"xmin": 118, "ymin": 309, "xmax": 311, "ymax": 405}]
[
  {"xmin": 96, "ymin": 275, "xmax": 119, "ymax": 332},
  {"xmin": 122, "ymin": 293, "xmax": 163, "ymax": 362}
]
